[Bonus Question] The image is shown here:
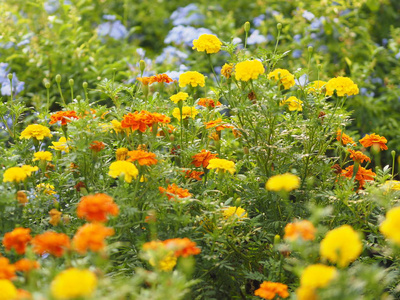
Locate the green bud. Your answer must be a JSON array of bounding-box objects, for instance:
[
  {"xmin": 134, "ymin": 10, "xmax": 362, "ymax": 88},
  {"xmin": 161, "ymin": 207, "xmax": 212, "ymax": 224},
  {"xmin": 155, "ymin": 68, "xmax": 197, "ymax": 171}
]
[
  {"xmin": 68, "ymin": 78, "xmax": 74, "ymax": 86},
  {"xmin": 308, "ymin": 46, "xmax": 313, "ymax": 53},
  {"xmin": 7, "ymin": 73, "xmax": 13, "ymax": 80},
  {"xmin": 82, "ymin": 82, "xmax": 88, "ymax": 89},
  {"xmin": 244, "ymin": 21, "xmax": 250, "ymax": 33},
  {"xmin": 139, "ymin": 60, "xmax": 146, "ymax": 73},
  {"xmin": 76, "ymin": 95, "xmax": 82, "ymax": 101},
  {"xmin": 391, "ymin": 150, "xmax": 396, "ymax": 158},
  {"xmin": 274, "ymin": 234, "xmax": 281, "ymax": 245},
  {"xmin": 55, "ymin": 74, "xmax": 61, "ymax": 83},
  {"xmin": 45, "ymin": 82, "xmax": 51, "ymax": 89},
  {"xmin": 234, "ymin": 198, "xmax": 241, "ymax": 207},
  {"xmin": 277, "ymin": 23, "xmax": 282, "ymax": 30}
]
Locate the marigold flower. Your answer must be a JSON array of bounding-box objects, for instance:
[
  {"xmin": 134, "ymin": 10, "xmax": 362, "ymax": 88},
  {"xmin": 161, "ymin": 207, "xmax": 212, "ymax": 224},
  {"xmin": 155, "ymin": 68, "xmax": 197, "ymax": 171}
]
[
  {"xmin": 307, "ymin": 80, "xmax": 327, "ymax": 94},
  {"xmin": 111, "ymin": 120, "xmax": 131, "ymax": 135},
  {"xmin": 184, "ymin": 170, "xmax": 204, "ymax": 181},
  {"xmin": 320, "ymin": 225, "xmax": 362, "ymax": 267},
  {"xmin": 207, "ymin": 158, "xmax": 236, "ymax": 175},
  {"xmin": 266, "ymin": 173, "xmax": 300, "ymax": 192},
  {"xmin": 121, "ymin": 110, "xmax": 170, "ymax": 133},
  {"xmin": 198, "ymin": 98, "xmax": 221, "ymax": 108},
  {"xmin": 172, "ymin": 106, "xmax": 199, "ymax": 120},
  {"xmin": 235, "ymin": 60, "xmax": 265, "ymax": 82},
  {"xmin": 142, "ymin": 241, "xmax": 177, "ymax": 271},
  {"xmin": 170, "ymin": 92, "xmax": 189, "ymax": 104},
  {"xmin": 254, "ymin": 281, "xmax": 289, "ymax": 300},
  {"xmin": 16, "ymin": 191, "xmax": 28, "ymax": 205},
  {"xmin": 108, "ymin": 161, "xmax": 139, "ymax": 183},
  {"xmin": 49, "ymin": 209, "xmax": 62, "ymax": 226},
  {"xmin": 36, "ymin": 183, "xmax": 57, "ymax": 195},
  {"xmin": 267, "ymin": 69, "xmax": 295, "ymax": 89},
  {"xmin": 49, "ymin": 137, "xmax": 70, "ymax": 152},
  {"xmin": 379, "ymin": 206, "xmax": 400, "ymax": 245},
  {"xmin": 0, "ymin": 258, "xmax": 16, "ymax": 280},
  {"xmin": 21, "ymin": 165, "xmax": 38, "ymax": 176},
  {"xmin": 127, "ymin": 149, "xmax": 158, "ymax": 166},
  {"xmin": 341, "ymin": 165, "xmax": 376, "ymax": 188},
  {"xmin": 3, "ymin": 228, "xmax": 32, "ymax": 255},
  {"xmin": 221, "ymin": 63, "xmax": 233, "ymax": 79},
  {"xmin": 116, "ymin": 147, "xmax": 129, "ymax": 161},
  {"xmin": 159, "ymin": 183, "xmax": 192, "ymax": 200},
  {"xmin": 280, "ymin": 96, "xmax": 303, "ymax": 111},
  {"xmin": 300, "ymin": 264, "xmax": 337, "ymax": 289},
  {"xmin": 192, "ymin": 34, "xmax": 222, "ymax": 54},
  {"xmin": 137, "ymin": 76, "xmax": 152, "ymax": 85},
  {"xmin": 20, "ymin": 124, "xmax": 52, "ymax": 140},
  {"xmin": 3, "ymin": 166, "xmax": 38, "ymax": 183},
  {"xmin": 33, "ymin": 151, "xmax": 53, "ymax": 162},
  {"xmin": 223, "ymin": 206, "xmax": 247, "ymax": 220},
  {"xmin": 49, "ymin": 111, "xmax": 79, "ymax": 126},
  {"xmin": 163, "ymin": 238, "xmax": 201, "ymax": 257},
  {"xmin": 16, "ymin": 289, "xmax": 31, "ymax": 300},
  {"xmin": 89, "ymin": 141, "xmax": 105, "ymax": 152},
  {"xmin": 204, "ymin": 118, "xmax": 234, "ymax": 131},
  {"xmin": 179, "ymin": 71, "xmax": 205, "ymax": 88},
  {"xmin": 336, "ymin": 130, "xmax": 356, "ymax": 146},
  {"xmin": 383, "ymin": 180, "xmax": 400, "ymax": 192},
  {"xmin": 73, "ymin": 223, "xmax": 114, "ymax": 254},
  {"xmin": 149, "ymin": 74, "xmax": 174, "ymax": 84},
  {"xmin": 51, "ymin": 268, "xmax": 97, "ymax": 299},
  {"xmin": 325, "ymin": 76, "xmax": 359, "ymax": 97},
  {"xmin": 32, "ymin": 231, "xmax": 70, "ymax": 257},
  {"xmin": 77, "ymin": 193, "xmax": 119, "ymax": 222},
  {"xmin": 14, "ymin": 259, "xmax": 40, "ymax": 273},
  {"xmin": 348, "ymin": 149, "xmax": 371, "ymax": 163},
  {"xmin": 359, "ymin": 133, "xmax": 388, "ymax": 151},
  {"xmin": 192, "ymin": 149, "xmax": 218, "ymax": 168},
  {"xmin": 296, "ymin": 286, "xmax": 317, "ymax": 300},
  {"xmin": 284, "ymin": 220, "xmax": 316, "ymax": 241},
  {"xmin": 0, "ymin": 280, "xmax": 17, "ymax": 300}
]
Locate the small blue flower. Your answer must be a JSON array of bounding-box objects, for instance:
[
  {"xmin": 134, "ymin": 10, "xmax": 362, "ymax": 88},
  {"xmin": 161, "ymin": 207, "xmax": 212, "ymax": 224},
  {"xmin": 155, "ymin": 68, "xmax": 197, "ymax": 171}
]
[
  {"xmin": 136, "ymin": 48, "xmax": 146, "ymax": 58},
  {"xmin": 1, "ymin": 73, "xmax": 25, "ymax": 96},
  {"xmin": 302, "ymin": 11, "xmax": 315, "ymax": 21},
  {"xmin": 171, "ymin": 4, "xmax": 204, "ymax": 26},
  {"xmin": 292, "ymin": 49, "xmax": 303, "ymax": 59},
  {"xmin": 155, "ymin": 46, "xmax": 188, "ymax": 64},
  {"xmin": 103, "ymin": 14, "xmax": 116, "ymax": 21},
  {"xmin": 293, "ymin": 34, "xmax": 302, "ymax": 43},
  {"xmin": 253, "ymin": 14, "xmax": 265, "ymax": 27},
  {"xmin": 97, "ymin": 20, "xmax": 128, "ymax": 40},
  {"xmin": 247, "ymin": 30, "xmax": 267, "ymax": 45},
  {"xmin": 295, "ymin": 74, "xmax": 309, "ymax": 87},
  {"xmin": 395, "ymin": 51, "xmax": 400, "ymax": 59},
  {"xmin": 164, "ymin": 25, "xmax": 212, "ymax": 46}
]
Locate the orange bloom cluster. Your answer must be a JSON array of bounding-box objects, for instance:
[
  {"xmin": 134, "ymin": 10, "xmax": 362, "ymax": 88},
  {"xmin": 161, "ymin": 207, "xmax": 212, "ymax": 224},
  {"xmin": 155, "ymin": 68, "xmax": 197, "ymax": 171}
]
[
  {"xmin": 149, "ymin": 74, "xmax": 174, "ymax": 84},
  {"xmin": 31, "ymin": 231, "xmax": 70, "ymax": 257},
  {"xmin": 89, "ymin": 141, "xmax": 105, "ymax": 152},
  {"xmin": 14, "ymin": 259, "xmax": 40, "ymax": 273},
  {"xmin": 73, "ymin": 223, "xmax": 114, "ymax": 254},
  {"xmin": 336, "ymin": 130, "xmax": 356, "ymax": 146},
  {"xmin": 204, "ymin": 119, "xmax": 234, "ymax": 131},
  {"xmin": 198, "ymin": 98, "xmax": 222, "ymax": 108},
  {"xmin": 121, "ymin": 110, "xmax": 170, "ymax": 133},
  {"xmin": 159, "ymin": 183, "xmax": 192, "ymax": 200},
  {"xmin": 77, "ymin": 193, "xmax": 119, "ymax": 222},
  {"xmin": 284, "ymin": 220, "xmax": 316, "ymax": 241},
  {"xmin": 192, "ymin": 149, "xmax": 218, "ymax": 168},
  {"xmin": 163, "ymin": 238, "xmax": 201, "ymax": 257},
  {"xmin": 0, "ymin": 257, "xmax": 16, "ymax": 280},
  {"xmin": 127, "ymin": 149, "xmax": 158, "ymax": 166},
  {"xmin": 2, "ymin": 228, "xmax": 32, "ymax": 255},
  {"xmin": 348, "ymin": 149, "xmax": 371, "ymax": 163},
  {"xmin": 49, "ymin": 110, "xmax": 79, "ymax": 125},
  {"xmin": 359, "ymin": 133, "xmax": 388, "ymax": 151},
  {"xmin": 341, "ymin": 165, "xmax": 376, "ymax": 188},
  {"xmin": 254, "ymin": 281, "xmax": 289, "ymax": 300},
  {"xmin": 184, "ymin": 170, "xmax": 204, "ymax": 181},
  {"xmin": 137, "ymin": 77, "xmax": 152, "ymax": 85}
]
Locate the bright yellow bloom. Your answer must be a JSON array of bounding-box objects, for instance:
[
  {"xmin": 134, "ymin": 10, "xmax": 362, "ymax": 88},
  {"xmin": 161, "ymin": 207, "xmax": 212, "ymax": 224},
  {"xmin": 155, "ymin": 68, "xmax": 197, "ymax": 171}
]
[
  {"xmin": 320, "ymin": 225, "xmax": 362, "ymax": 267},
  {"xmin": 221, "ymin": 63, "xmax": 233, "ymax": 79},
  {"xmin": 172, "ymin": 106, "xmax": 199, "ymax": 121},
  {"xmin": 170, "ymin": 92, "xmax": 189, "ymax": 104},
  {"xmin": 300, "ymin": 264, "xmax": 337, "ymax": 289},
  {"xmin": 325, "ymin": 77, "xmax": 359, "ymax": 97},
  {"xmin": 307, "ymin": 80, "xmax": 327, "ymax": 94},
  {"xmin": 33, "ymin": 151, "xmax": 53, "ymax": 161},
  {"xmin": 3, "ymin": 165, "xmax": 38, "ymax": 183},
  {"xmin": 206, "ymin": 158, "xmax": 236, "ymax": 175},
  {"xmin": 179, "ymin": 71, "xmax": 205, "ymax": 88},
  {"xmin": 20, "ymin": 124, "xmax": 52, "ymax": 140},
  {"xmin": 380, "ymin": 206, "xmax": 400, "ymax": 245},
  {"xmin": 192, "ymin": 34, "xmax": 222, "ymax": 54},
  {"xmin": 108, "ymin": 161, "xmax": 139, "ymax": 183},
  {"xmin": 383, "ymin": 180, "xmax": 400, "ymax": 192},
  {"xmin": 36, "ymin": 183, "xmax": 57, "ymax": 195},
  {"xmin": 51, "ymin": 268, "xmax": 97, "ymax": 299},
  {"xmin": 116, "ymin": 147, "xmax": 129, "ymax": 161},
  {"xmin": 267, "ymin": 69, "xmax": 295, "ymax": 89},
  {"xmin": 49, "ymin": 137, "xmax": 70, "ymax": 152},
  {"xmin": 234, "ymin": 60, "xmax": 265, "ymax": 81},
  {"xmin": 296, "ymin": 286, "xmax": 318, "ymax": 300},
  {"xmin": 280, "ymin": 96, "xmax": 303, "ymax": 111},
  {"xmin": 223, "ymin": 206, "xmax": 247, "ymax": 219},
  {"xmin": 154, "ymin": 254, "xmax": 177, "ymax": 271},
  {"xmin": 266, "ymin": 173, "xmax": 300, "ymax": 192},
  {"xmin": 0, "ymin": 279, "xmax": 17, "ymax": 300},
  {"xmin": 111, "ymin": 120, "xmax": 131, "ymax": 135},
  {"xmin": 21, "ymin": 165, "xmax": 39, "ymax": 176}
]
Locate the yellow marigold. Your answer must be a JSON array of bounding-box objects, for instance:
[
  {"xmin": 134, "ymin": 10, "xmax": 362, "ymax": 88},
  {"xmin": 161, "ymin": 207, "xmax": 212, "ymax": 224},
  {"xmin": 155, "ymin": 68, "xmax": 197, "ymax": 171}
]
[
  {"xmin": 3, "ymin": 165, "xmax": 38, "ymax": 183},
  {"xmin": 300, "ymin": 264, "xmax": 337, "ymax": 289},
  {"xmin": 170, "ymin": 92, "xmax": 189, "ymax": 104},
  {"xmin": 21, "ymin": 165, "xmax": 39, "ymax": 176},
  {"xmin": 172, "ymin": 106, "xmax": 199, "ymax": 121},
  {"xmin": 49, "ymin": 137, "xmax": 70, "ymax": 152},
  {"xmin": 234, "ymin": 60, "xmax": 265, "ymax": 82},
  {"xmin": 379, "ymin": 206, "xmax": 400, "ymax": 245},
  {"xmin": 320, "ymin": 225, "xmax": 362, "ymax": 267},
  {"xmin": 179, "ymin": 71, "xmax": 205, "ymax": 88},
  {"xmin": 280, "ymin": 96, "xmax": 303, "ymax": 111},
  {"xmin": 116, "ymin": 147, "xmax": 129, "ymax": 161},
  {"xmin": 267, "ymin": 69, "xmax": 295, "ymax": 89},
  {"xmin": 33, "ymin": 151, "xmax": 53, "ymax": 162},
  {"xmin": 325, "ymin": 76, "xmax": 359, "ymax": 97},
  {"xmin": 221, "ymin": 63, "xmax": 234, "ymax": 79},
  {"xmin": 296, "ymin": 286, "xmax": 318, "ymax": 300},
  {"xmin": 284, "ymin": 220, "xmax": 316, "ymax": 241},
  {"xmin": 36, "ymin": 183, "xmax": 57, "ymax": 195},
  {"xmin": 108, "ymin": 161, "xmax": 139, "ymax": 183},
  {"xmin": 51, "ymin": 268, "xmax": 97, "ymax": 299},
  {"xmin": 383, "ymin": 180, "xmax": 400, "ymax": 192},
  {"xmin": 192, "ymin": 34, "xmax": 222, "ymax": 54},
  {"xmin": 266, "ymin": 173, "xmax": 300, "ymax": 192},
  {"xmin": 307, "ymin": 80, "xmax": 327, "ymax": 94},
  {"xmin": 223, "ymin": 206, "xmax": 247, "ymax": 220},
  {"xmin": 20, "ymin": 124, "xmax": 52, "ymax": 140},
  {"xmin": 0, "ymin": 280, "xmax": 17, "ymax": 300},
  {"xmin": 254, "ymin": 281, "xmax": 289, "ymax": 300},
  {"xmin": 111, "ymin": 120, "xmax": 131, "ymax": 135},
  {"xmin": 206, "ymin": 158, "xmax": 236, "ymax": 175}
]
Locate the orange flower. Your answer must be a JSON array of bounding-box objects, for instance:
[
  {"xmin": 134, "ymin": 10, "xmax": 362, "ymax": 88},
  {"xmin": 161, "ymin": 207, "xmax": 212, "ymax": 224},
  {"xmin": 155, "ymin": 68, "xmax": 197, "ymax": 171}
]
[
  {"xmin": 198, "ymin": 98, "xmax": 222, "ymax": 108},
  {"xmin": 127, "ymin": 149, "xmax": 158, "ymax": 166},
  {"xmin": 0, "ymin": 257, "xmax": 16, "ymax": 280},
  {"xmin": 137, "ymin": 77, "xmax": 152, "ymax": 85},
  {"xmin": 14, "ymin": 259, "xmax": 40, "ymax": 273},
  {"xmin": 77, "ymin": 193, "xmax": 119, "ymax": 222},
  {"xmin": 73, "ymin": 223, "xmax": 114, "ymax": 254},
  {"xmin": 284, "ymin": 220, "xmax": 316, "ymax": 241},
  {"xmin": 192, "ymin": 149, "xmax": 218, "ymax": 168},
  {"xmin": 159, "ymin": 183, "xmax": 192, "ymax": 200},
  {"xmin": 336, "ymin": 130, "xmax": 356, "ymax": 146},
  {"xmin": 184, "ymin": 170, "xmax": 204, "ymax": 181},
  {"xmin": 348, "ymin": 149, "xmax": 371, "ymax": 163},
  {"xmin": 31, "ymin": 231, "xmax": 70, "ymax": 257},
  {"xmin": 49, "ymin": 209, "xmax": 62, "ymax": 226},
  {"xmin": 341, "ymin": 165, "xmax": 376, "ymax": 188},
  {"xmin": 16, "ymin": 191, "xmax": 28, "ymax": 205},
  {"xmin": 204, "ymin": 118, "xmax": 234, "ymax": 131},
  {"xmin": 359, "ymin": 133, "xmax": 388, "ymax": 151},
  {"xmin": 120, "ymin": 111, "xmax": 170, "ymax": 133},
  {"xmin": 89, "ymin": 141, "xmax": 105, "ymax": 152},
  {"xmin": 150, "ymin": 112, "xmax": 171, "ymax": 124},
  {"xmin": 163, "ymin": 238, "xmax": 201, "ymax": 257},
  {"xmin": 17, "ymin": 289, "xmax": 32, "ymax": 299},
  {"xmin": 149, "ymin": 74, "xmax": 174, "ymax": 84},
  {"xmin": 49, "ymin": 111, "xmax": 79, "ymax": 126},
  {"xmin": 3, "ymin": 228, "xmax": 32, "ymax": 255},
  {"xmin": 254, "ymin": 281, "xmax": 289, "ymax": 300}
]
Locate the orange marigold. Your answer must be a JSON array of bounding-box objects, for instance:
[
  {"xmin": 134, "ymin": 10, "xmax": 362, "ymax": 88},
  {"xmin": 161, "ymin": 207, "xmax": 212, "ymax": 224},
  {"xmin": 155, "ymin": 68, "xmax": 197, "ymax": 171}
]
[
  {"xmin": 121, "ymin": 111, "xmax": 170, "ymax": 133},
  {"xmin": 0, "ymin": 257, "xmax": 16, "ymax": 280},
  {"xmin": 341, "ymin": 165, "xmax": 376, "ymax": 188},
  {"xmin": 149, "ymin": 74, "xmax": 174, "ymax": 84},
  {"xmin": 336, "ymin": 130, "xmax": 356, "ymax": 146},
  {"xmin": 163, "ymin": 238, "xmax": 201, "ymax": 257},
  {"xmin": 31, "ymin": 231, "xmax": 70, "ymax": 257},
  {"xmin": 49, "ymin": 111, "xmax": 79, "ymax": 126},
  {"xmin": 184, "ymin": 170, "xmax": 204, "ymax": 181},
  {"xmin": 73, "ymin": 223, "xmax": 114, "ymax": 254},
  {"xmin": 254, "ymin": 281, "xmax": 289, "ymax": 300},
  {"xmin": 359, "ymin": 133, "xmax": 388, "ymax": 151},
  {"xmin": 192, "ymin": 149, "xmax": 218, "ymax": 168},
  {"xmin": 159, "ymin": 183, "xmax": 192, "ymax": 200},
  {"xmin": 14, "ymin": 259, "xmax": 40, "ymax": 273},
  {"xmin": 77, "ymin": 193, "xmax": 119, "ymax": 222},
  {"xmin": 348, "ymin": 149, "xmax": 371, "ymax": 163},
  {"xmin": 137, "ymin": 77, "xmax": 152, "ymax": 85},
  {"xmin": 284, "ymin": 220, "xmax": 316, "ymax": 241},
  {"xmin": 198, "ymin": 98, "xmax": 222, "ymax": 108},
  {"xmin": 89, "ymin": 141, "xmax": 105, "ymax": 152},
  {"xmin": 3, "ymin": 228, "xmax": 32, "ymax": 255},
  {"xmin": 127, "ymin": 150, "xmax": 158, "ymax": 166},
  {"xmin": 49, "ymin": 209, "xmax": 62, "ymax": 226},
  {"xmin": 204, "ymin": 118, "xmax": 234, "ymax": 131}
]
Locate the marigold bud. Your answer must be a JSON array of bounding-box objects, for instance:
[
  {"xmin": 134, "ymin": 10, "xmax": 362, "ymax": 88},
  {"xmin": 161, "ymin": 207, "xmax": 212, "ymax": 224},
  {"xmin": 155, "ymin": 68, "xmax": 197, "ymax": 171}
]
[
  {"xmin": 55, "ymin": 74, "xmax": 61, "ymax": 83},
  {"xmin": 244, "ymin": 21, "xmax": 250, "ymax": 33},
  {"xmin": 68, "ymin": 79, "xmax": 74, "ymax": 86},
  {"xmin": 277, "ymin": 23, "xmax": 282, "ymax": 30},
  {"xmin": 140, "ymin": 60, "xmax": 146, "ymax": 73},
  {"xmin": 7, "ymin": 73, "xmax": 13, "ymax": 80},
  {"xmin": 82, "ymin": 82, "xmax": 88, "ymax": 89}
]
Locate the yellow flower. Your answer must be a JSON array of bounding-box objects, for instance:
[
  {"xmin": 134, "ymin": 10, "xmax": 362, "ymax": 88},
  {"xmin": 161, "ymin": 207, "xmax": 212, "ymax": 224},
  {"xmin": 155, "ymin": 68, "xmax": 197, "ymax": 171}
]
[
  {"xmin": 179, "ymin": 71, "xmax": 205, "ymax": 88},
  {"xmin": 21, "ymin": 165, "xmax": 39, "ymax": 176},
  {"xmin": 37, "ymin": 183, "xmax": 57, "ymax": 195},
  {"xmin": 0, "ymin": 279, "xmax": 17, "ymax": 300},
  {"xmin": 3, "ymin": 165, "xmax": 38, "ymax": 183},
  {"xmin": 221, "ymin": 63, "xmax": 234, "ymax": 79},
  {"xmin": 51, "ymin": 268, "xmax": 97, "ymax": 299},
  {"xmin": 300, "ymin": 264, "xmax": 337, "ymax": 289},
  {"xmin": 380, "ymin": 206, "xmax": 400, "ymax": 245},
  {"xmin": 192, "ymin": 34, "xmax": 222, "ymax": 54},
  {"xmin": 223, "ymin": 206, "xmax": 247, "ymax": 220},
  {"xmin": 111, "ymin": 120, "xmax": 131, "ymax": 135},
  {"xmin": 267, "ymin": 69, "xmax": 295, "ymax": 89},
  {"xmin": 20, "ymin": 124, "xmax": 52, "ymax": 140},
  {"xmin": 49, "ymin": 137, "xmax": 70, "ymax": 152},
  {"xmin": 99, "ymin": 122, "xmax": 113, "ymax": 132},
  {"xmin": 170, "ymin": 92, "xmax": 189, "ymax": 104},
  {"xmin": 33, "ymin": 151, "xmax": 53, "ymax": 162},
  {"xmin": 116, "ymin": 147, "xmax": 129, "ymax": 161},
  {"xmin": 108, "ymin": 161, "xmax": 139, "ymax": 183},
  {"xmin": 156, "ymin": 254, "xmax": 177, "ymax": 271},
  {"xmin": 172, "ymin": 106, "xmax": 199, "ymax": 121},
  {"xmin": 266, "ymin": 173, "xmax": 300, "ymax": 192},
  {"xmin": 206, "ymin": 158, "xmax": 236, "ymax": 175},
  {"xmin": 234, "ymin": 60, "xmax": 265, "ymax": 81},
  {"xmin": 307, "ymin": 80, "xmax": 327, "ymax": 94},
  {"xmin": 296, "ymin": 286, "xmax": 318, "ymax": 300},
  {"xmin": 325, "ymin": 77, "xmax": 359, "ymax": 97},
  {"xmin": 320, "ymin": 225, "xmax": 362, "ymax": 267},
  {"xmin": 383, "ymin": 180, "xmax": 400, "ymax": 191},
  {"xmin": 280, "ymin": 96, "xmax": 303, "ymax": 111}
]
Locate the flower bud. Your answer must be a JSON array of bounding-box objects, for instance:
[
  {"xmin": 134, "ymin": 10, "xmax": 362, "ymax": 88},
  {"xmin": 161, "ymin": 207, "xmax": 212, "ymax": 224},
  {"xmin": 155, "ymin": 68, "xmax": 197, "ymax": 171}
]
[
  {"xmin": 244, "ymin": 22, "xmax": 250, "ymax": 33},
  {"xmin": 277, "ymin": 23, "xmax": 282, "ymax": 30},
  {"xmin": 274, "ymin": 234, "xmax": 281, "ymax": 245},
  {"xmin": 139, "ymin": 60, "xmax": 146, "ymax": 73},
  {"xmin": 45, "ymin": 82, "xmax": 51, "ymax": 89},
  {"xmin": 391, "ymin": 150, "xmax": 396, "ymax": 159},
  {"xmin": 55, "ymin": 74, "xmax": 61, "ymax": 83},
  {"xmin": 68, "ymin": 78, "xmax": 74, "ymax": 87},
  {"xmin": 82, "ymin": 82, "xmax": 88, "ymax": 89},
  {"xmin": 308, "ymin": 46, "xmax": 313, "ymax": 53},
  {"xmin": 234, "ymin": 198, "xmax": 241, "ymax": 207},
  {"xmin": 7, "ymin": 73, "xmax": 13, "ymax": 80}
]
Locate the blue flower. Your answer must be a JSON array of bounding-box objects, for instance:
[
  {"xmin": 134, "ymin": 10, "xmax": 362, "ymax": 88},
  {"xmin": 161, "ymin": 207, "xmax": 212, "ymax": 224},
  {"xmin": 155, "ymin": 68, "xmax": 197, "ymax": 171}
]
[
  {"xmin": 302, "ymin": 11, "xmax": 315, "ymax": 21},
  {"xmin": 310, "ymin": 17, "xmax": 325, "ymax": 30},
  {"xmin": 170, "ymin": 4, "xmax": 204, "ymax": 26},
  {"xmin": 1, "ymin": 73, "xmax": 25, "ymax": 96},
  {"xmin": 97, "ymin": 20, "xmax": 128, "ymax": 40},
  {"xmin": 395, "ymin": 51, "xmax": 400, "ymax": 60},
  {"xmin": 164, "ymin": 25, "xmax": 212, "ymax": 46},
  {"xmin": 293, "ymin": 34, "xmax": 302, "ymax": 43},
  {"xmin": 292, "ymin": 49, "xmax": 303, "ymax": 58},
  {"xmin": 103, "ymin": 14, "xmax": 116, "ymax": 21},
  {"xmin": 164, "ymin": 64, "xmax": 189, "ymax": 81},
  {"xmin": 247, "ymin": 30, "xmax": 267, "ymax": 45},
  {"xmin": 253, "ymin": 14, "xmax": 265, "ymax": 27},
  {"xmin": 155, "ymin": 46, "xmax": 188, "ymax": 64},
  {"xmin": 44, "ymin": 0, "xmax": 71, "ymax": 14},
  {"xmin": 136, "ymin": 48, "xmax": 146, "ymax": 58},
  {"xmin": 295, "ymin": 74, "xmax": 309, "ymax": 87}
]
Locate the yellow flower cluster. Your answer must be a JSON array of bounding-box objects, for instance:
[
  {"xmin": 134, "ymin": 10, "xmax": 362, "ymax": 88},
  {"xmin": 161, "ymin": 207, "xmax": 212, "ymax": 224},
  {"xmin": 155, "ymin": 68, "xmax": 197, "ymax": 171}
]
[
  {"xmin": 33, "ymin": 151, "xmax": 53, "ymax": 161},
  {"xmin": 234, "ymin": 60, "xmax": 265, "ymax": 82},
  {"xmin": 297, "ymin": 264, "xmax": 337, "ymax": 300},
  {"xmin": 379, "ymin": 206, "xmax": 400, "ymax": 245},
  {"xmin": 221, "ymin": 63, "xmax": 233, "ymax": 79},
  {"xmin": 192, "ymin": 34, "xmax": 222, "ymax": 54},
  {"xmin": 3, "ymin": 165, "xmax": 39, "ymax": 183},
  {"xmin": 37, "ymin": 183, "xmax": 57, "ymax": 195},
  {"xmin": 266, "ymin": 173, "xmax": 300, "ymax": 192},
  {"xmin": 0, "ymin": 279, "xmax": 17, "ymax": 300},
  {"xmin": 267, "ymin": 69, "xmax": 295, "ymax": 89},
  {"xmin": 172, "ymin": 106, "xmax": 199, "ymax": 120},
  {"xmin": 280, "ymin": 96, "xmax": 303, "ymax": 111},
  {"xmin": 325, "ymin": 76, "xmax": 359, "ymax": 97},
  {"xmin": 116, "ymin": 147, "xmax": 129, "ymax": 161},
  {"xmin": 51, "ymin": 268, "xmax": 97, "ymax": 299},
  {"xmin": 49, "ymin": 137, "xmax": 70, "ymax": 152},
  {"xmin": 179, "ymin": 71, "xmax": 205, "ymax": 88},
  {"xmin": 207, "ymin": 158, "xmax": 236, "ymax": 175},
  {"xmin": 20, "ymin": 124, "xmax": 52, "ymax": 140},
  {"xmin": 307, "ymin": 80, "xmax": 327, "ymax": 94},
  {"xmin": 223, "ymin": 206, "xmax": 247, "ymax": 220},
  {"xmin": 170, "ymin": 92, "xmax": 189, "ymax": 104},
  {"xmin": 108, "ymin": 161, "xmax": 139, "ymax": 183}
]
